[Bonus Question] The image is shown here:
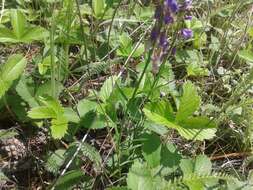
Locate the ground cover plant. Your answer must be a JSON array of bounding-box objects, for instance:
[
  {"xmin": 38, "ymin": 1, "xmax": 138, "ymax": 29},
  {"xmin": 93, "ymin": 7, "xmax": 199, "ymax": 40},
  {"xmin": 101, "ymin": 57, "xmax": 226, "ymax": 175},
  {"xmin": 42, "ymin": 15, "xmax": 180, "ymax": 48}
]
[{"xmin": 0, "ymin": 0, "xmax": 253, "ymax": 189}]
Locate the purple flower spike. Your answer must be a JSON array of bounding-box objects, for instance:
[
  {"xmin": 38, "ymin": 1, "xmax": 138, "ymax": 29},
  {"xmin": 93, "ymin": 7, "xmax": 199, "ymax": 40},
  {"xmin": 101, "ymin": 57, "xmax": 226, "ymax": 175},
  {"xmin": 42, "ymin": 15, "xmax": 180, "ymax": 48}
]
[
  {"xmin": 184, "ymin": 15, "xmax": 192, "ymax": 20},
  {"xmin": 164, "ymin": 13, "xmax": 174, "ymax": 24},
  {"xmin": 154, "ymin": 5, "xmax": 163, "ymax": 20},
  {"xmin": 184, "ymin": 0, "xmax": 192, "ymax": 9},
  {"xmin": 159, "ymin": 33, "xmax": 169, "ymax": 49},
  {"xmin": 151, "ymin": 27, "xmax": 160, "ymax": 42},
  {"xmin": 181, "ymin": 28, "xmax": 193, "ymax": 39},
  {"xmin": 171, "ymin": 47, "xmax": 177, "ymax": 55},
  {"xmin": 165, "ymin": 0, "xmax": 179, "ymax": 13}
]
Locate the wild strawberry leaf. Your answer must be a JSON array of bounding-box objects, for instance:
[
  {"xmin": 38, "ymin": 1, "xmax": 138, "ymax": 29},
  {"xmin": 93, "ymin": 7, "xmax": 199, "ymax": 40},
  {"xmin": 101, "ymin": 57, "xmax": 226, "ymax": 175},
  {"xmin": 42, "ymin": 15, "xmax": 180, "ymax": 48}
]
[{"xmin": 176, "ymin": 82, "xmax": 200, "ymax": 122}]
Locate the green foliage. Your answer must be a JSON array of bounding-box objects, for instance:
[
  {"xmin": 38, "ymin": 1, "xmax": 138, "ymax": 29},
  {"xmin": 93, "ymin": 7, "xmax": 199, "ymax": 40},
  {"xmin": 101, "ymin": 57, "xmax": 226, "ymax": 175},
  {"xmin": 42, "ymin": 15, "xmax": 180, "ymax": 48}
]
[
  {"xmin": 0, "ymin": 10, "xmax": 48, "ymax": 43},
  {"xmin": 1, "ymin": 0, "xmax": 253, "ymax": 189},
  {"xmin": 79, "ymin": 142, "xmax": 102, "ymax": 172},
  {"xmin": 92, "ymin": 0, "xmax": 106, "ymax": 18},
  {"xmin": 45, "ymin": 149, "xmax": 66, "ymax": 175},
  {"xmin": 0, "ymin": 54, "xmax": 27, "ymax": 99},
  {"xmin": 144, "ymin": 82, "xmax": 217, "ymax": 140},
  {"xmin": 54, "ymin": 170, "xmax": 85, "ymax": 190},
  {"xmin": 28, "ymin": 96, "xmax": 68, "ymax": 139}
]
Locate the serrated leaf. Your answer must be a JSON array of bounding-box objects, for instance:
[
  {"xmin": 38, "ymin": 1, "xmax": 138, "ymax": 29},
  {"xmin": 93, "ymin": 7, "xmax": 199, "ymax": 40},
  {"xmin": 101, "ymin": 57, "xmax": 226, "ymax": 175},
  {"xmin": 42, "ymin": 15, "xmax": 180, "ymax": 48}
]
[
  {"xmin": 180, "ymin": 155, "xmax": 213, "ymax": 189},
  {"xmin": 176, "ymin": 82, "xmax": 200, "ymax": 122},
  {"xmin": 99, "ymin": 76, "xmax": 117, "ymax": 102},
  {"xmin": 127, "ymin": 161, "xmax": 165, "ymax": 190},
  {"xmin": 180, "ymin": 155, "xmax": 212, "ymax": 177},
  {"xmin": 77, "ymin": 99, "xmax": 97, "ymax": 117},
  {"xmin": 28, "ymin": 106, "xmax": 57, "ymax": 119},
  {"xmin": 0, "ymin": 54, "xmax": 27, "ymax": 98},
  {"xmin": 55, "ymin": 170, "xmax": 85, "ymax": 190},
  {"xmin": 143, "ymin": 107, "xmax": 181, "ymax": 130},
  {"xmin": 64, "ymin": 107, "xmax": 80, "ymax": 123},
  {"xmin": 45, "ymin": 149, "xmax": 66, "ymax": 175},
  {"xmin": 142, "ymin": 133, "xmax": 161, "ymax": 168},
  {"xmin": 16, "ymin": 76, "xmax": 39, "ymax": 108},
  {"xmin": 144, "ymin": 100, "xmax": 216, "ymax": 140},
  {"xmin": 38, "ymin": 95, "xmax": 64, "ymax": 116},
  {"xmin": 51, "ymin": 116, "xmax": 68, "ymax": 139},
  {"xmin": 79, "ymin": 142, "xmax": 102, "ymax": 171}
]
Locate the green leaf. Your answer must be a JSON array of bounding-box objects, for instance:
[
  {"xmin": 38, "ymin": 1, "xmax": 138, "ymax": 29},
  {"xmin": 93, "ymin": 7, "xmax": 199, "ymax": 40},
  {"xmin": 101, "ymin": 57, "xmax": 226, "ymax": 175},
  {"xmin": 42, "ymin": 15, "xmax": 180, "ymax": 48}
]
[
  {"xmin": 10, "ymin": 10, "xmax": 27, "ymax": 39},
  {"xmin": 0, "ymin": 129, "xmax": 18, "ymax": 140},
  {"xmin": 51, "ymin": 116, "xmax": 68, "ymax": 139},
  {"xmin": 0, "ymin": 26, "xmax": 17, "ymax": 42},
  {"xmin": 160, "ymin": 143, "xmax": 181, "ymax": 174},
  {"xmin": 38, "ymin": 95, "xmax": 64, "ymax": 117},
  {"xmin": 142, "ymin": 133, "xmax": 161, "ymax": 168},
  {"xmin": 21, "ymin": 26, "xmax": 48, "ymax": 42},
  {"xmin": 144, "ymin": 101, "xmax": 216, "ymax": 140},
  {"xmin": 28, "ymin": 106, "xmax": 57, "ymax": 119},
  {"xmin": 38, "ymin": 56, "xmax": 51, "ymax": 75},
  {"xmin": 99, "ymin": 76, "xmax": 117, "ymax": 102},
  {"xmin": 143, "ymin": 107, "xmax": 181, "ymax": 130},
  {"xmin": 176, "ymin": 82, "xmax": 200, "ymax": 122},
  {"xmin": 79, "ymin": 142, "xmax": 102, "ymax": 171},
  {"xmin": 0, "ymin": 54, "xmax": 27, "ymax": 98},
  {"xmin": 45, "ymin": 149, "xmax": 66, "ymax": 175},
  {"xmin": 238, "ymin": 50, "xmax": 253, "ymax": 63},
  {"xmin": 0, "ymin": 9, "xmax": 48, "ymax": 43},
  {"xmin": 16, "ymin": 76, "xmax": 39, "ymax": 108},
  {"xmin": 92, "ymin": 0, "xmax": 105, "ymax": 18},
  {"xmin": 187, "ymin": 63, "xmax": 209, "ymax": 77},
  {"xmin": 180, "ymin": 155, "xmax": 212, "ymax": 177},
  {"xmin": 180, "ymin": 155, "xmax": 213, "ymax": 190},
  {"xmin": 77, "ymin": 99, "xmax": 97, "ymax": 117},
  {"xmin": 144, "ymin": 100, "xmax": 174, "ymax": 121},
  {"xmin": 127, "ymin": 161, "xmax": 165, "ymax": 190},
  {"xmin": 55, "ymin": 170, "xmax": 85, "ymax": 190},
  {"xmin": 64, "ymin": 107, "xmax": 80, "ymax": 123}
]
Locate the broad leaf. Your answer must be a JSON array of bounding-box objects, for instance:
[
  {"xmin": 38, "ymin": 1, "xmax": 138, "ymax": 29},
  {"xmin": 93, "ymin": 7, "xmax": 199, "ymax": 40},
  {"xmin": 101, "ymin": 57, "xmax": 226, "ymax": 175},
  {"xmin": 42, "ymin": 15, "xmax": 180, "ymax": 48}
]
[
  {"xmin": 127, "ymin": 161, "xmax": 166, "ymax": 190},
  {"xmin": 238, "ymin": 50, "xmax": 253, "ymax": 63},
  {"xmin": 0, "ymin": 54, "xmax": 27, "ymax": 98},
  {"xmin": 10, "ymin": 10, "xmax": 27, "ymax": 38},
  {"xmin": 99, "ymin": 76, "xmax": 117, "ymax": 102},
  {"xmin": 55, "ymin": 170, "xmax": 85, "ymax": 190},
  {"xmin": 176, "ymin": 82, "xmax": 200, "ymax": 122},
  {"xmin": 92, "ymin": 0, "xmax": 105, "ymax": 18},
  {"xmin": 142, "ymin": 133, "xmax": 161, "ymax": 168},
  {"xmin": 51, "ymin": 116, "xmax": 68, "ymax": 139},
  {"xmin": 16, "ymin": 76, "xmax": 39, "ymax": 108},
  {"xmin": 28, "ymin": 106, "xmax": 57, "ymax": 119},
  {"xmin": 77, "ymin": 99, "xmax": 97, "ymax": 117}
]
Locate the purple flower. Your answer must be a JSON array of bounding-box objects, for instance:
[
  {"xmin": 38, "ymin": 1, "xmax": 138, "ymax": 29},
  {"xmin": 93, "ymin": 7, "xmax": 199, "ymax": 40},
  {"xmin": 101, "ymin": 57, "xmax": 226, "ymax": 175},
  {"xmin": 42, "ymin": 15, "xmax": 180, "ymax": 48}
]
[
  {"xmin": 165, "ymin": 0, "xmax": 179, "ymax": 13},
  {"xmin": 164, "ymin": 13, "xmax": 174, "ymax": 24},
  {"xmin": 154, "ymin": 5, "xmax": 163, "ymax": 20},
  {"xmin": 184, "ymin": 15, "xmax": 192, "ymax": 20},
  {"xmin": 159, "ymin": 32, "xmax": 169, "ymax": 49},
  {"xmin": 181, "ymin": 28, "xmax": 193, "ymax": 39},
  {"xmin": 151, "ymin": 26, "xmax": 160, "ymax": 42},
  {"xmin": 184, "ymin": 0, "xmax": 192, "ymax": 9},
  {"xmin": 171, "ymin": 47, "xmax": 177, "ymax": 55}
]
